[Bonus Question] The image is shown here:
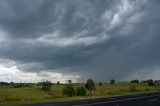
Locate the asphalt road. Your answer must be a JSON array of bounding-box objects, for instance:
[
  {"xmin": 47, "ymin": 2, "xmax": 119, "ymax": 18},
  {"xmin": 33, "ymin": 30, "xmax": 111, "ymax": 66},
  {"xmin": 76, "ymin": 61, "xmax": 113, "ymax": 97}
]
[{"xmin": 20, "ymin": 92, "xmax": 160, "ymax": 106}]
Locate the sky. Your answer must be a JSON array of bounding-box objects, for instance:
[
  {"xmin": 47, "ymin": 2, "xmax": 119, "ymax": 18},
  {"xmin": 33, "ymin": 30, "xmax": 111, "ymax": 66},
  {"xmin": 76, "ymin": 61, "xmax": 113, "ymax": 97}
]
[{"xmin": 0, "ymin": 0, "xmax": 160, "ymax": 83}]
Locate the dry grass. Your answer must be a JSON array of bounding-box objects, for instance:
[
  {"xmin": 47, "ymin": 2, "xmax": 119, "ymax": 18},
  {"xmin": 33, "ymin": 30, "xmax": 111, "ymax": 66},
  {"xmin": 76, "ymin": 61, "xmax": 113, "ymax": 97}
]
[{"xmin": 0, "ymin": 83, "xmax": 159, "ymax": 105}]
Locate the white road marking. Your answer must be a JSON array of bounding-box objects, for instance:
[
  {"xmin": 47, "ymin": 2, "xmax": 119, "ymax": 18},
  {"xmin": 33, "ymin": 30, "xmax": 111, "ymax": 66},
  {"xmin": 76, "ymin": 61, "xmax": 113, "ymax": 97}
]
[{"xmin": 74, "ymin": 95, "xmax": 160, "ymax": 106}]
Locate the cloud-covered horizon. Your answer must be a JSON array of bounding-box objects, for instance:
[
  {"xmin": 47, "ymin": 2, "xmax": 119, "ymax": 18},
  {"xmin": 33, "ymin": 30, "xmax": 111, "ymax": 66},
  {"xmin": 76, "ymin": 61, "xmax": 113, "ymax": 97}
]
[{"xmin": 0, "ymin": 0, "xmax": 160, "ymax": 82}]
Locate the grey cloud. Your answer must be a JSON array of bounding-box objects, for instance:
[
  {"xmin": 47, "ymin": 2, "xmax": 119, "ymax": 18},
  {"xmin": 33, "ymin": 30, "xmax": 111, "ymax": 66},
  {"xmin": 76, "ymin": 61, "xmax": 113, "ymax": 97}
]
[
  {"xmin": 0, "ymin": 0, "xmax": 160, "ymax": 81},
  {"xmin": 0, "ymin": 0, "xmax": 119, "ymax": 39}
]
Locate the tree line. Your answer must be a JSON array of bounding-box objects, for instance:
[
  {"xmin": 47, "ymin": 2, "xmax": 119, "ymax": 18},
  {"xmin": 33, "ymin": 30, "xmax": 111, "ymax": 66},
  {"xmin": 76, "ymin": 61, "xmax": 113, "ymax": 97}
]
[{"xmin": 0, "ymin": 78, "xmax": 157, "ymax": 98}]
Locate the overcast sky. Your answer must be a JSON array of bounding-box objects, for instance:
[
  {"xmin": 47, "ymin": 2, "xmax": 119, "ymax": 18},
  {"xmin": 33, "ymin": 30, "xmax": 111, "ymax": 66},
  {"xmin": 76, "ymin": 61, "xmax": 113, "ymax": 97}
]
[{"xmin": 0, "ymin": 0, "xmax": 160, "ymax": 83}]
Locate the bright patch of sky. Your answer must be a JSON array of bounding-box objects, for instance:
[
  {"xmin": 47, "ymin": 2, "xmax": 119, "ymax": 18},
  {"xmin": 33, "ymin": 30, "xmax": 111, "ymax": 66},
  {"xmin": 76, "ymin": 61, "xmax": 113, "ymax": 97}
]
[{"xmin": 0, "ymin": 64, "xmax": 80, "ymax": 83}]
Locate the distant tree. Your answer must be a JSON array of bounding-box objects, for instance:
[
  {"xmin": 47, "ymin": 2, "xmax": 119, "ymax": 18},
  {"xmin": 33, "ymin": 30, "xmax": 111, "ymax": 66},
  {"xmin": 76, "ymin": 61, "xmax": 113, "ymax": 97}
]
[
  {"xmin": 85, "ymin": 79, "xmax": 95, "ymax": 98},
  {"xmin": 110, "ymin": 79, "xmax": 115, "ymax": 84},
  {"xmin": 131, "ymin": 80, "xmax": 139, "ymax": 83},
  {"xmin": 0, "ymin": 82, "xmax": 9, "ymax": 86},
  {"xmin": 37, "ymin": 82, "xmax": 43, "ymax": 86},
  {"xmin": 98, "ymin": 82, "xmax": 103, "ymax": 86},
  {"xmin": 57, "ymin": 81, "xmax": 60, "ymax": 85},
  {"xmin": 148, "ymin": 79, "xmax": 155, "ymax": 86},
  {"xmin": 24, "ymin": 83, "xmax": 32, "ymax": 88},
  {"xmin": 41, "ymin": 80, "xmax": 52, "ymax": 91},
  {"xmin": 10, "ymin": 82, "xmax": 14, "ymax": 87},
  {"xmin": 63, "ymin": 85, "xmax": 75, "ymax": 97},
  {"xmin": 13, "ymin": 83, "xmax": 23, "ymax": 88},
  {"xmin": 68, "ymin": 80, "xmax": 72, "ymax": 84}
]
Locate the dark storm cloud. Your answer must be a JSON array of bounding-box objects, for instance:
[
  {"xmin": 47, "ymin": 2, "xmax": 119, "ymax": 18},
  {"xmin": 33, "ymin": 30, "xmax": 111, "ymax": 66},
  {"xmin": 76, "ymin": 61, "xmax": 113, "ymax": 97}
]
[
  {"xmin": 0, "ymin": 0, "xmax": 160, "ymax": 81},
  {"xmin": 0, "ymin": 0, "xmax": 117, "ymax": 38}
]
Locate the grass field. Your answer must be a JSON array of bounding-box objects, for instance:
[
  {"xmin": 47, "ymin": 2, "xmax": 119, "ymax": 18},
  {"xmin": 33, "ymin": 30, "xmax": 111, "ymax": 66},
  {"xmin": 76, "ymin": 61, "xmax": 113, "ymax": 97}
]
[{"xmin": 0, "ymin": 82, "xmax": 160, "ymax": 105}]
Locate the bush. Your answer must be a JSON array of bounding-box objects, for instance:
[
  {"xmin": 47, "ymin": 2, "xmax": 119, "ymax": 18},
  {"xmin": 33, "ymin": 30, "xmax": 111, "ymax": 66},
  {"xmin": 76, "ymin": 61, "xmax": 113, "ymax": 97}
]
[
  {"xmin": 110, "ymin": 79, "xmax": 115, "ymax": 84},
  {"xmin": 129, "ymin": 85, "xmax": 137, "ymax": 92},
  {"xmin": 98, "ymin": 82, "xmax": 103, "ymax": 86},
  {"xmin": 148, "ymin": 80, "xmax": 155, "ymax": 86},
  {"xmin": 75, "ymin": 86, "xmax": 86, "ymax": 96},
  {"xmin": 63, "ymin": 85, "xmax": 75, "ymax": 97},
  {"xmin": 41, "ymin": 81, "xmax": 52, "ymax": 91},
  {"xmin": 131, "ymin": 80, "xmax": 139, "ymax": 83},
  {"xmin": 13, "ymin": 84, "xmax": 23, "ymax": 88},
  {"xmin": 68, "ymin": 80, "xmax": 72, "ymax": 84},
  {"xmin": 57, "ymin": 81, "xmax": 60, "ymax": 85}
]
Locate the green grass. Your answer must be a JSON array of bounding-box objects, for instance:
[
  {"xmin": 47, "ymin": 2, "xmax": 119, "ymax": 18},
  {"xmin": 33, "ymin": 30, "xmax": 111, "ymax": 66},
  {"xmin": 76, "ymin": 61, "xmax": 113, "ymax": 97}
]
[
  {"xmin": 95, "ymin": 83, "xmax": 160, "ymax": 97},
  {"xmin": 0, "ymin": 83, "xmax": 160, "ymax": 105}
]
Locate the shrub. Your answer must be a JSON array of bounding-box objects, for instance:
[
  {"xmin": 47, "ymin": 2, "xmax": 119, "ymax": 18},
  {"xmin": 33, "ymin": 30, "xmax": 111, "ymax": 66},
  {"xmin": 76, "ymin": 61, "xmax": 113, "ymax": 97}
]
[
  {"xmin": 68, "ymin": 80, "xmax": 72, "ymax": 84},
  {"xmin": 63, "ymin": 85, "xmax": 75, "ymax": 97},
  {"xmin": 98, "ymin": 82, "xmax": 103, "ymax": 86},
  {"xmin": 131, "ymin": 80, "xmax": 139, "ymax": 83},
  {"xmin": 57, "ymin": 81, "xmax": 60, "ymax": 85},
  {"xmin": 13, "ymin": 83, "xmax": 24, "ymax": 88},
  {"xmin": 129, "ymin": 85, "xmax": 137, "ymax": 92},
  {"xmin": 41, "ymin": 81, "xmax": 52, "ymax": 91},
  {"xmin": 75, "ymin": 86, "xmax": 86, "ymax": 96},
  {"xmin": 148, "ymin": 79, "xmax": 155, "ymax": 86},
  {"xmin": 110, "ymin": 79, "xmax": 115, "ymax": 84}
]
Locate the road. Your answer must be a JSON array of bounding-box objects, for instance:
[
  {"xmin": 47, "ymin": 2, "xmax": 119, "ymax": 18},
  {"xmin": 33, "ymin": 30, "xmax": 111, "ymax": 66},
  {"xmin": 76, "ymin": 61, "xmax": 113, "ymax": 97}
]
[{"xmin": 20, "ymin": 92, "xmax": 160, "ymax": 106}]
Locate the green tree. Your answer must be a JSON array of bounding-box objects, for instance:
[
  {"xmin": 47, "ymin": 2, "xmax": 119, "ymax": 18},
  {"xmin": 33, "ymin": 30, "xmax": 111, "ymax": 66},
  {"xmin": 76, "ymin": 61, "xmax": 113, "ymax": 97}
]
[
  {"xmin": 98, "ymin": 82, "xmax": 103, "ymax": 86},
  {"xmin": 57, "ymin": 81, "xmax": 60, "ymax": 85},
  {"xmin": 131, "ymin": 80, "xmax": 139, "ymax": 83},
  {"xmin": 110, "ymin": 79, "xmax": 115, "ymax": 84},
  {"xmin": 148, "ymin": 79, "xmax": 155, "ymax": 86},
  {"xmin": 41, "ymin": 80, "xmax": 52, "ymax": 91},
  {"xmin": 85, "ymin": 79, "xmax": 95, "ymax": 98},
  {"xmin": 68, "ymin": 80, "xmax": 72, "ymax": 84}
]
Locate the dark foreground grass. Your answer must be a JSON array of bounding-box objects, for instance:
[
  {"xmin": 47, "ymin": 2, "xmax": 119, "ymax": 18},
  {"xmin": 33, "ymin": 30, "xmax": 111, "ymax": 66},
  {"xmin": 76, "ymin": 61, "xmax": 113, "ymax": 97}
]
[{"xmin": 0, "ymin": 83, "xmax": 160, "ymax": 105}]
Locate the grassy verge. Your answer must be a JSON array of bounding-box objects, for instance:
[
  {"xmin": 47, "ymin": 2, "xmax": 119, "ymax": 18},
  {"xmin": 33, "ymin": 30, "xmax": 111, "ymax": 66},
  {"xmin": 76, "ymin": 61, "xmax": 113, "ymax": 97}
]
[{"xmin": 0, "ymin": 83, "xmax": 160, "ymax": 105}]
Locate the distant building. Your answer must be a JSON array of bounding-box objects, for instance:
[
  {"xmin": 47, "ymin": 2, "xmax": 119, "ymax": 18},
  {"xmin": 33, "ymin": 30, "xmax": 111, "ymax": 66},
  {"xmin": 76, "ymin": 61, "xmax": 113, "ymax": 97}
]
[{"xmin": 154, "ymin": 80, "xmax": 160, "ymax": 84}]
